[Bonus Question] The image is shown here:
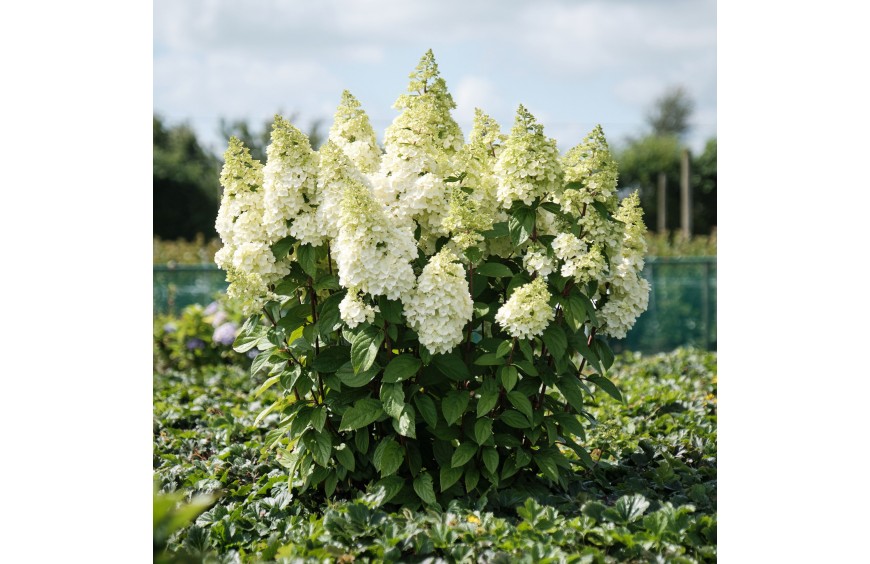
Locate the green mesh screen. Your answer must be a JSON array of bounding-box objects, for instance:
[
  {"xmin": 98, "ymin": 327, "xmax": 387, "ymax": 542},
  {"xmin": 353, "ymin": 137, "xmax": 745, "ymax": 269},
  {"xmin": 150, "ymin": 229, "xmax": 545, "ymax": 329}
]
[{"xmin": 153, "ymin": 257, "xmax": 716, "ymax": 354}]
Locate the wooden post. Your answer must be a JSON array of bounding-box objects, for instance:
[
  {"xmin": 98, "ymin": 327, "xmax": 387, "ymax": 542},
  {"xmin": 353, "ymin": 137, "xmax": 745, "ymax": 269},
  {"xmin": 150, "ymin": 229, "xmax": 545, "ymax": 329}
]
[
  {"xmin": 680, "ymin": 148, "xmax": 691, "ymax": 238},
  {"xmin": 657, "ymin": 172, "xmax": 667, "ymax": 233}
]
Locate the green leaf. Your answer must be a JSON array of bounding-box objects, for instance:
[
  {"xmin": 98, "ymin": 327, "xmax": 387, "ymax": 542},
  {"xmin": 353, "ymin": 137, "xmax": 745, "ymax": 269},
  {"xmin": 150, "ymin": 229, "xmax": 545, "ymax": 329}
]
[
  {"xmin": 304, "ymin": 430, "xmax": 332, "ymax": 468},
  {"xmin": 314, "ymin": 274, "xmax": 340, "ymax": 292},
  {"xmin": 498, "ymin": 365, "xmax": 518, "ymax": 392},
  {"xmin": 383, "ymin": 354, "xmax": 422, "ymax": 383},
  {"xmin": 588, "ymin": 374, "xmax": 623, "ymax": 403},
  {"xmin": 442, "ymin": 390, "xmax": 469, "ymax": 426},
  {"xmin": 568, "ymin": 332, "xmax": 602, "ymax": 374},
  {"xmin": 413, "ymin": 472, "xmax": 438, "ymax": 506},
  {"xmin": 335, "ymin": 444, "xmax": 355, "ymax": 472},
  {"xmin": 465, "ymin": 465, "xmax": 480, "ymax": 492},
  {"xmin": 476, "ymin": 262, "xmax": 514, "ymax": 278},
  {"xmin": 474, "ymin": 418, "xmax": 493, "ymax": 445},
  {"xmin": 354, "ymin": 429, "xmax": 370, "ymax": 454},
  {"xmin": 373, "ymin": 438, "xmax": 404, "ymax": 477},
  {"xmin": 500, "ymin": 410, "xmax": 530, "ymax": 428},
  {"xmin": 378, "ymin": 297, "xmax": 404, "ymax": 324},
  {"xmin": 270, "ymin": 235, "xmax": 296, "ymax": 260},
  {"xmin": 253, "ymin": 374, "xmax": 281, "ymax": 399},
  {"xmin": 591, "ymin": 200, "xmax": 621, "ymax": 223},
  {"xmin": 474, "ymin": 353, "xmax": 504, "ymax": 366},
  {"xmin": 310, "ymin": 406, "xmax": 327, "ymax": 433},
  {"xmin": 482, "ymin": 447, "xmax": 499, "ymax": 475},
  {"xmin": 414, "ymin": 394, "xmax": 438, "ymax": 428},
  {"xmin": 432, "ymin": 353, "xmax": 471, "ymax": 381},
  {"xmin": 514, "ymin": 359, "xmax": 538, "ymax": 377},
  {"xmin": 507, "ymin": 391, "xmax": 533, "ymax": 421},
  {"xmin": 542, "ymin": 324, "xmax": 567, "ymax": 359},
  {"xmin": 609, "ymin": 494, "xmax": 650, "ymax": 524},
  {"xmin": 534, "ymin": 452, "xmax": 560, "ymax": 482},
  {"xmin": 233, "ymin": 314, "xmax": 264, "ymax": 353},
  {"xmin": 351, "ymin": 325, "xmax": 383, "ymax": 373},
  {"xmin": 317, "ymin": 291, "xmax": 345, "ymax": 335},
  {"xmin": 509, "ymin": 206, "xmax": 535, "ymax": 246},
  {"xmin": 371, "ymin": 476, "xmax": 404, "ymax": 506},
  {"xmin": 310, "ymin": 346, "xmax": 350, "ymax": 373},
  {"xmin": 563, "ymin": 294, "xmax": 586, "ymax": 332},
  {"xmin": 296, "ymin": 243, "xmax": 318, "ymax": 277},
  {"xmin": 338, "ymin": 398, "xmax": 384, "ymax": 431},
  {"xmin": 380, "ymin": 383, "xmax": 405, "ymax": 419},
  {"xmin": 392, "ymin": 405, "xmax": 416, "ymax": 439},
  {"xmin": 451, "ymin": 442, "xmax": 478, "ymax": 468},
  {"xmin": 554, "ymin": 412, "xmax": 586, "ymax": 440},
  {"xmin": 477, "ymin": 391, "xmax": 498, "ymax": 417},
  {"xmin": 539, "ymin": 201, "xmax": 562, "ymax": 214},
  {"xmin": 556, "ymin": 376, "xmax": 584, "ymax": 412},
  {"xmin": 495, "ymin": 339, "xmax": 513, "ymax": 358},
  {"xmin": 482, "ymin": 221, "xmax": 509, "ymax": 238},
  {"xmin": 440, "ymin": 466, "xmax": 463, "ymax": 491},
  {"xmin": 277, "ymin": 303, "xmax": 311, "ymax": 333},
  {"xmin": 324, "ymin": 471, "xmax": 337, "ymax": 497},
  {"xmin": 592, "ymin": 337, "xmax": 615, "ymax": 371},
  {"xmin": 336, "ymin": 362, "xmax": 380, "ymax": 388}
]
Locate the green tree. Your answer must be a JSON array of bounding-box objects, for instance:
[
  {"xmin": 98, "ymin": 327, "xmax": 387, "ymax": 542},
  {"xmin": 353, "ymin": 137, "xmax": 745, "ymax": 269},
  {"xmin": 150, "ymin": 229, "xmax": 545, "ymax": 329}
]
[
  {"xmin": 646, "ymin": 86, "xmax": 694, "ymax": 138},
  {"xmin": 691, "ymin": 138, "xmax": 717, "ymax": 235},
  {"xmin": 153, "ymin": 115, "xmax": 221, "ymax": 240}
]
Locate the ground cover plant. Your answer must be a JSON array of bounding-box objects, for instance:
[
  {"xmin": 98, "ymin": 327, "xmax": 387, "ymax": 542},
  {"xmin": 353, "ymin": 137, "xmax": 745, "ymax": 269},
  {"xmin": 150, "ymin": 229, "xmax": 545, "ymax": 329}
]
[
  {"xmin": 210, "ymin": 50, "xmax": 654, "ymax": 507},
  {"xmin": 154, "ymin": 347, "xmax": 716, "ymax": 562}
]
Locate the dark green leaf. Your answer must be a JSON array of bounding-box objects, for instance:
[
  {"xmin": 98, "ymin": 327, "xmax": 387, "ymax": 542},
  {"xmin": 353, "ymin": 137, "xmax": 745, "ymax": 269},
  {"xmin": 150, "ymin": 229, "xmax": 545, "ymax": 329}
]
[
  {"xmin": 304, "ymin": 430, "xmax": 332, "ymax": 467},
  {"xmin": 373, "ymin": 438, "xmax": 404, "ymax": 477},
  {"xmin": 556, "ymin": 376, "xmax": 584, "ymax": 412},
  {"xmin": 392, "ymin": 405, "xmax": 416, "ymax": 438},
  {"xmin": 310, "ymin": 406, "xmax": 327, "ymax": 433},
  {"xmin": 380, "ymin": 382, "xmax": 405, "ymax": 418},
  {"xmin": 317, "ymin": 291, "xmax": 345, "ymax": 335},
  {"xmin": 481, "ymin": 447, "xmax": 499, "ymax": 475},
  {"xmin": 383, "ymin": 354, "xmax": 422, "ymax": 383},
  {"xmin": 413, "ymin": 472, "xmax": 438, "ymax": 506},
  {"xmin": 482, "ymin": 221, "xmax": 509, "ymax": 238},
  {"xmin": 314, "ymin": 274, "xmax": 340, "ymax": 292},
  {"xmin": 371, "ymin": 476, "xmax": 404, "ymax": 506},
  {"xmin": 310, "ymin": 346, "xmax": 350, "ymax": 373},
  {"xmin": 592, "ymin": 337, "xmax": 615, "ymax": 371},
  {"xmin": 465, "ymin": 465, "xmax": 480, "ymax": 492},
  {"xmin": 474, "ymin": 418, "xmax": 493, "ymax": 445},
  {"xmin": 477, "ymin": 391, "xmax": 498, "ymax": 418},
  {"xmin": 378, "ymin": 296, "xmax": 404, "ymax": 324},
  {"xmin": 270, "ymin": 235, "xmax": 296, "ymax": 260},
  {"xmin": 563, "ymin": 294, "xmax": 586, "ymax": 332},
  {"xmin": 474, "ymin": 353, "xmax": 504, "ymax": 366},
  {"xmin": 542, "ymin": 324, "xmax": 567, "ymax": 359},
  {"xmin": 414, "ymin": 394, "xmax": 438, "ymax": 428},
  {"xmin": 509, "ymin": 207, "xmax": 535, "ymax": 246},
  {"xmin": 351, "ymin": 325, "xmax": 383, "ymax": 373},
  {"xmin": 233, "ymin": 314, "xmax": 264, "ymax": 353},
  {"xmin": 451, "ymin": 442, "xmax": 478, "ymax": 468},
  {"xmin": 442, "ymin": 390, "xmax": 469, "ymax": 426},
  {"xmin": 440, "ymin": 465, "xmax": 463, "ymax": 491},
  {"xmin": 539, "ymin": 201, "xmax": 562, "ymax": 214},
  {"xmin": 588, "ymin": 374, "xmax": 623, "ymax": 403},
  {"xmin": 476, "ymin": 262, "xmax": 514, "ymax": 278},
  {"xmin": 296, "ymin": 244, "xmax": 318, "ymax": 277},
  {"xmin": 507, "ymin": 391, "xmax": 533, "ymax": 421},
  {"xmin": 499, "ymin": 365, "xmax": 518, "ymax": 392},
  {"xmin": 500, "ymin": 410, "xmax": 530, "ymax": 428},
  {"xmin": 335, "ymin": 444, "xmax": 355, "ymax": 472},
  {"xmin": 338, "ymin": 398, "xmax": 384, "ymax": 431},
  {"xmin": 336, "ymin": 361, "xmax": 380, "ymax": 387},
  {"xmin": 432, "ymin": 353, "xmax": 471, "ymax": 381}
]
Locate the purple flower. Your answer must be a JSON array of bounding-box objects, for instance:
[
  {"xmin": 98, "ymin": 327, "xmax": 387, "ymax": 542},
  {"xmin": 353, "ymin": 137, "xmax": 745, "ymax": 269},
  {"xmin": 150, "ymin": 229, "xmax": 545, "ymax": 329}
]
[
  {"xmin": 186, "ymin": 338, "xmax": 206, "ymax": 350},
  {"xmin": 211, "ymin": 310, "xmax": 228, "ymax": 328},
  {"xmin": 204, "ymin": 301, "xmax": 220, "ymax": 316},
  {"xmin": 212, "ymin": 322, "xmax": 238, "ymax": 346},
  {"xmin": 247, "ymin": 349, "xmax": 260, "ymax": 359}
]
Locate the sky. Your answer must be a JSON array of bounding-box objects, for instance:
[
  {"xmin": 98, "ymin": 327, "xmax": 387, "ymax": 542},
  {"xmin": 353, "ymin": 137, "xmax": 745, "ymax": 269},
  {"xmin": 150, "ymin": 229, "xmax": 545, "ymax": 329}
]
[{"xmin": 153, "ymin": 0, "xmax": 716, "ymax": 157}]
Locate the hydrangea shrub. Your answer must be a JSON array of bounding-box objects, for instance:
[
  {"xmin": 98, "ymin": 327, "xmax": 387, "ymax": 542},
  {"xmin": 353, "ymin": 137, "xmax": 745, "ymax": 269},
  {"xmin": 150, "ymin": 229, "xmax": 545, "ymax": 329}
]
[{"xmin": 216, "ymin": 50, "xmax": 650, "ymax": 507}]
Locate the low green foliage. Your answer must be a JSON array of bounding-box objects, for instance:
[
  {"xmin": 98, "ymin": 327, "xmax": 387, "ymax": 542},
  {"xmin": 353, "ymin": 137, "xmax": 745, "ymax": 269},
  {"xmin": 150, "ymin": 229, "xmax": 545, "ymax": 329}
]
[{"xmin": 154, "ymin": 348, "xmax": 716, "ymax": 562}]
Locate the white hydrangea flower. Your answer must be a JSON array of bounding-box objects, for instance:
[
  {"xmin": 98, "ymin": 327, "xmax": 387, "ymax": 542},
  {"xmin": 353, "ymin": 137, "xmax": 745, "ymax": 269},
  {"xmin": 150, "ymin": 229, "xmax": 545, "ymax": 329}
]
[
  {"xmin": 316, "ymin": 140, "xmax": 367, "ymax": 240},
  {"xmin": 403, "ymin": 249, "xmax": 473, "ymax": 355},
  {"xmin": 494, "ymin": 277, "xmax": 555, "ymax": 340},
  {"xmin": 339, "ymin": 291, "xmax": 378, "ymax": 329},
  {"xmin": 494, "ymin": 105, "xmax": 563, "ymax": 208},
  {"xmin": 333, "ymin": 177, "xmax": 418, "ymax": 301},
  {"xmin": 328, "ymin": 90, "xmax": 381, "ymax": 174},
  {"xmin": 599, "ymin": 192, "xmax": 651, "ymax": 339},
  {"xmin": 215, "ymin": 138, "xmax": 285, "ymax": 313},
  {"xmin": 262, "ymin": 115, "xmax": 322, "ymax": 247},
  {"xmin": 522, "ymin": 247, "xmax": 555, "ymax": 278},
  {"xmin": 551, "ymin": 232, "xmax": 607, "ymax": 284}
]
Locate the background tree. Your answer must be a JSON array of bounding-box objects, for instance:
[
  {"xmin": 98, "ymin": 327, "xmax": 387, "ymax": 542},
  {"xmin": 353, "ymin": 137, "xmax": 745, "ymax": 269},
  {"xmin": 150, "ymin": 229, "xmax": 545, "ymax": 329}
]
[
  {"xmin": 616, "ymin": 86, "xmax": 716, "ymax": 236},
  {"xmin": 153, "ymin": 115, "xmax": 221, "ymax": 240}
]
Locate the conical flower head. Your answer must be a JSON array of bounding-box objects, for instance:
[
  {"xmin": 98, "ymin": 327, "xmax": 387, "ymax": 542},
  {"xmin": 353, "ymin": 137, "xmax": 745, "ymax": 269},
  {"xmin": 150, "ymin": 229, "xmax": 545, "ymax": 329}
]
[
  {"xmin": 262, "ymin": 115, "xmax": 321, "ymax": 246},
  {"xmin": 494, "ymin": 105, "xmax": 563, "ymax": 207},
  {"xmin": 316, "ymin": 139, "xmax": 368, "ymax": 240},
  {"xmin": 494, "ymin": 277, "xmax": 555, "ymax": 340},
  {"xmin": 561, "ymin": 124, "xmax": 619, "ymax": 211},
  {"xmin": 328, "ymin": 90, "xmax": 381, "ymax": 174},
  {"xmin": 599, "ymin": 192, "xmax": 650, "ymax": 339}
]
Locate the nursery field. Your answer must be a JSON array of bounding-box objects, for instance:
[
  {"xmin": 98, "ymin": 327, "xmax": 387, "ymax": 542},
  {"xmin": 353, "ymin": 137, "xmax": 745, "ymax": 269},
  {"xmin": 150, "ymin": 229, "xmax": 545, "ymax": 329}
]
[{"xmin": 154, "ymin": 348, "xmax": 717, "ymax": 562}]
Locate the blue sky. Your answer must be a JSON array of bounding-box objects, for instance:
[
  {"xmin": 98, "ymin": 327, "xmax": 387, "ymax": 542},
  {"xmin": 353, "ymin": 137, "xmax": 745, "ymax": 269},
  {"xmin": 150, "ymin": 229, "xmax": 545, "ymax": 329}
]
[{"xmin": 154, "ymin": 0, "xmax": 716, "ymax": 156}]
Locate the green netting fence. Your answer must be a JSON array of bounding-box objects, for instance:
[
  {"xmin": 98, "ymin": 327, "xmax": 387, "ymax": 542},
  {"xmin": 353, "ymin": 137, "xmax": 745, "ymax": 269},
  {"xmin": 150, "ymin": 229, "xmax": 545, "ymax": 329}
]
[{"xmin": 153, "ymin": 257, "xmax": 715, "ymax": 354}]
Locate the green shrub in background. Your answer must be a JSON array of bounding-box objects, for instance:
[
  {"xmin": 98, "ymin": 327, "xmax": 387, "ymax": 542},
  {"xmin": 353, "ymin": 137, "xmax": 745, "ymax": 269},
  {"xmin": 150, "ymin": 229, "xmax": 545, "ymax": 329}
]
[
  {"xmin": 154, "ymin": 297, "xmax": 252, "ymax": 372},
  {"xmin": 208, "ymin": 50, "xmax": 656, "ymax": 507}
]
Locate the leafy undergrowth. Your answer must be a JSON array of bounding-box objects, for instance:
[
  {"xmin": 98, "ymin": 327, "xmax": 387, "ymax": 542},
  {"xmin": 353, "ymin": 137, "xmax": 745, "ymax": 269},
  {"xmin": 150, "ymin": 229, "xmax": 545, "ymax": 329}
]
[{"xmin": 154, "ymin": 348, "xmax": 716, "ymax": 562}]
